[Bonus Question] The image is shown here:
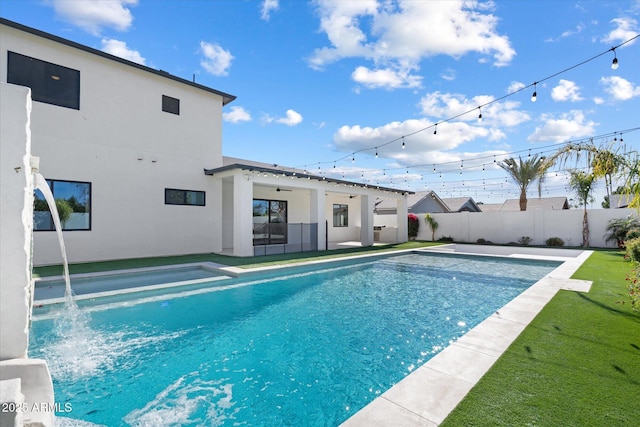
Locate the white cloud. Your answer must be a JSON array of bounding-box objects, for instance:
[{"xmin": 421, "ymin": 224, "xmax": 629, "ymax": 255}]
[
  {"xmin": 418, "ymin": 91, "xmax": 530, "ymax": 128},
  {"xmin": 49, "ymin": 0, "xmax": 137, "ymax": 35},
  {"xmin": 351, "ymin": 65, "xmax": 421, "ymax": 90},
  {"xmin": 551, "ymin": 79, "xmax": 583, "ymax": 102},
  {"xmin": 264, "ymin": 109, "xmax": 303, "ymax": 126},
  {"xmin": 601, "ymin": 17, "xmax": 638, "ymax": 45},
  {"xmin": 600, "ymin": 76, "xmax": 640, "ymax": 100},
  {"xmin": 528, "ymin": 110, "xmax": 597, "ymax": 143},
  {"xmin": 223, "ymin": 106, "xmax": 252, "ymax": 123},
  {"xmin": 507, "ymin": 81, "xmax": 526, "ymax": 94},
  {"xmin": 441, "ymin": 68, "xmax": 456, "ymax": 81},
  {"xmin": 199, "ymin": 41, "xmax": 234, "ymax": 76},
  {"xmin": 100, "ymin": 38, "xmax": 145, "ymax": 64},
  {"xmin": 260, "ymin": 0, "xmax": 279, "ymax": 21},
  {"xmin": 309, "ymin": 0, "xmax": 515, "ymax": 77}
]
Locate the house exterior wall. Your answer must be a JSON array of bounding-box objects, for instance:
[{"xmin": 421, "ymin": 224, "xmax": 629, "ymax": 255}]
[
  {"xmin": 1, "ymin": 23, "xmax": 227, "ymax": 265},
  {"xmin": 413, "ymin": 208, "xmax": 637, "ymax": 247},
  {"xmin": 326, "ymin": 193, "xmax": 363, "ymax": 242}
]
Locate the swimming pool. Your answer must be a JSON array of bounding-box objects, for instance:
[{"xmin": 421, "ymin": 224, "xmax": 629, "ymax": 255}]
[{"xmin": 29, "ymin": 252, "xmax": 560, "ymax": 426}]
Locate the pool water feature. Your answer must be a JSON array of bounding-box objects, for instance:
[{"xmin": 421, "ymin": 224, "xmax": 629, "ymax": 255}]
[{"xmin": 29, "ymin": 252, "xmax": 560, "ymax": 426}]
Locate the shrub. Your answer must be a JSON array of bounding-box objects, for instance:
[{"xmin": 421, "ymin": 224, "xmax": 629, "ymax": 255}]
[
  {"xmin": 518, "ymin": 236, "xmax": 532, "ymax": 246},
  {"xmin": 546, "ymin": 237, "xmax": 564, "ymax": 247},
  {"xmin": 625, "ymin": 257, "xmax": 640, "ymax": 311},
  {"xmin": 626, "ymin": 228, "xmax": 640, "ymax": 241},
  {"xmin": 407, "ymin": 213, "xmax": 419, "ymax": 239},
  {"xmin": 604, "ymin": 216, "xmax": 640, "ymax": 248},
  {"xmin": 437, "ymin": 236, "xmax": 454, "ymax": 242},
  {"xmin": 625, "ymin": 237, "xmax": 640, "ymax": 263},
  {"xmin": 477, "ymin": 238, "xmax": 493, "ymax": 244}
]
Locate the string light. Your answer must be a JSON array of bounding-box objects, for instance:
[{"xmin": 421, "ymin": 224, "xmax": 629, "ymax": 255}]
[
  {"xmin": 433, "ymin": 124, "xmax": 437, "ymax": 135},
  {"xmin": 531, "ymin": 82, "xmax": 537, "ymax": 102},
  {"xmin": 299, "ymin": 35, "xmax": 638, "ymax": 173},
  {"xmin": 477, "ymin": 107, "xmax": 483, "ymax": 123},
  {"xmin": 611, "ymin": 48, "xmax": 619, "ymax": 70},
  {"xmin": 401, "ymin": 136, "xmax": 406, "ymax": 149}
]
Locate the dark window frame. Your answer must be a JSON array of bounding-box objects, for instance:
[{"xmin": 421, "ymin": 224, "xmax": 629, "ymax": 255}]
[
  {"xmin": 164, "ymin": 188, "xmax": 206, "ymax": 206},
  {"xmin": 333, "ymin": 204, "xmax": 349, "ymax": 227},
  {"xmin": 252, "ymin": 199, "xmax": 288, "ymax": 245},
  {"xmin": 162, "ymin": 95, "xmax": 180, "ymax": 115},
  {"xmin": 7, "ymin": 51, "xmax": 80, "ymax": 110},
  {"xmin": 34, "ymin": 179, "xmax": 92, "ymax": 231}
]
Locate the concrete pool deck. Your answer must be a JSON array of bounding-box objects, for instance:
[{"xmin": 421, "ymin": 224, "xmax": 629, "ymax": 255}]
[{"xmin": 341, "ymin": 244, "xmax": 593, "ymax": 426}]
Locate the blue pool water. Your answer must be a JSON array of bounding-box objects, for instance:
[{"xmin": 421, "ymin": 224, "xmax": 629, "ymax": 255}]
[{"xmin": 29, "ymin": 252, "xmax": 560, "ymax": 426}]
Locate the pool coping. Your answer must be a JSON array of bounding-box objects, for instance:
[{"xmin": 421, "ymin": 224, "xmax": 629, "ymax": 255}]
[{"xmin": 340, "ymin": 244, "xmax": 593, "ymax": 426}]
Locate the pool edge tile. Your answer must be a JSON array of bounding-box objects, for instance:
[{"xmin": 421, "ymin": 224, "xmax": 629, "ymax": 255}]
[{"xmin": 340, "ymin": 397, "xmax": 437, "ymax": 427}]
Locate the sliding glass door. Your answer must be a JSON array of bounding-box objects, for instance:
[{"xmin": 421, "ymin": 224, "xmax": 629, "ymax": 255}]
[{"xmin": 253, "ymin": 199, "xmax": 287, "ymax": 245}]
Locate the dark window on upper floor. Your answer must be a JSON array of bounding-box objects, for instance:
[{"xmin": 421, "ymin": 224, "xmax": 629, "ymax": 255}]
[
  {"xmin": 162, "ymin": 95, "xmax": 180, "ymax": 115},
  {"xmin": 7, "ymin": 51, "xmax": 80, "ymax": 110}
]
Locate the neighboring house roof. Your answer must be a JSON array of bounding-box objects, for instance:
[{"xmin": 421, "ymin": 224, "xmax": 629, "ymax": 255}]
[
  {"xmin": 374, "ymin": 191, "xmax": 481, "ymax": 213},
  {"xmin": 440, "ymin": 197, "xmax": 482, "ymax": 212},
  {"xmin": 375, "ymin": 190, "xmax": 447, "ymax": 212},
  {"xmin": 205, "ymin": 156, "xmax": 413, "ymax": 196},
  {"xmin": 610, "ymin": 194, "xmax": 634, "ymax": 208},
  {"xmin": 0, "ymin": 18, "xmax": 236, "ymax": 105},
  {"xmin": 482, "ymin": 197, "xmax": 570, "ymax": 212},
  {"xmin": 476, "ymin": 203, "xmax": 504, "ymax": 212}
]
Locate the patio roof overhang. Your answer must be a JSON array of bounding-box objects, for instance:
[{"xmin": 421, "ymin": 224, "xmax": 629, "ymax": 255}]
[{"xmin": 204, "ymin": 162, "xmax": 413, "ymax": 196}]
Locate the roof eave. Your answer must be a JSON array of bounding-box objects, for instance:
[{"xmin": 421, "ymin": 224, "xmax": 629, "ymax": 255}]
[{"xmin": 204, "ymin": 163, "xmax": 413, "ymax": 196}]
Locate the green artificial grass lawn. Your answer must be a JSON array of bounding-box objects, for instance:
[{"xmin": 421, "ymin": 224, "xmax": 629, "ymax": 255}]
[{"xmin": 441, "ymin": 250, "xmax": 640, "ymax": 427}]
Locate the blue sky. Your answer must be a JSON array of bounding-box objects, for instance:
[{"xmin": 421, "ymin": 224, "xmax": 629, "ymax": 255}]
[{"xmin": 2, "ymin": 0, "xmax": 639, "ymax": 206}]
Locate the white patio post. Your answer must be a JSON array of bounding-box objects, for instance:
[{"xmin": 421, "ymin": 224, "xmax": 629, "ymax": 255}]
[
  {"xmin": 360, "ymin": 194, "xmax": 374, "ymax": 247},
  {"xmin": 211, "ymin": 177, "xmax": 223, "ymax": 253},
  {"xmin": 397, "ymin": 195, "xmax": 409, "ymax": 243},
  {"xmin": 233, "ymin": 172, "xmax": 254, "ymax": 257},
  {"xmin": 310, "ymin": 188, "xmax": 326, "ymax": 251}
]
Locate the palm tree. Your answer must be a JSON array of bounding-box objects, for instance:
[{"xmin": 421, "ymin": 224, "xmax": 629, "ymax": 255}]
[
  {"xmin": 569, "ymin": 170, "xmax": 596, "ymax": 247},
  {"xmin": 548, "ymin": 141, "xmax": 625, "ymax": 208},
  {"xmin": 499, "ymin": 155, "xmax": 550, "ymax": 211}
]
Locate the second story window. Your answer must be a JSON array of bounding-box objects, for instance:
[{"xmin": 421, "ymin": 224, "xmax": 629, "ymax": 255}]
[
  {"xmin": 7, "ymin": 51, "xmax": 80, "ymax": 110},
  {"xmin": 162, "ymin": 95, "xmax": 180, "ymax": 115}
]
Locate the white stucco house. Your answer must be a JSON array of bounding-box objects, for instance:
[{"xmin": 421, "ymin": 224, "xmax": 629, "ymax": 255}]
[{"xmin": 0, "ymin": 18, "xmax": 410, "ymax": 264}]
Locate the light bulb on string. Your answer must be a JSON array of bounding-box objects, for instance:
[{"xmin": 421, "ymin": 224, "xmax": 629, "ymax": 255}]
[
  {"xmin": 401, "ymin": 136, "xmax": 406, "ymax": 150},
  {"xmin": 433, "ymin": 124, "xmax": 437, "ymax": 135},
  {"xmin": 477, "ymin": 107, "xmax": 483, "ymax": 123},
  {"xmin": 611, "ymin": 48, "xmax": 619, "ymax": 70},
  {"xmin": 531, "ymin": 82, "xmax": 537, "ymax": 102},
  {"xmin": 375, "ymin": 148, "xmax": 378, "ymax": 158}
]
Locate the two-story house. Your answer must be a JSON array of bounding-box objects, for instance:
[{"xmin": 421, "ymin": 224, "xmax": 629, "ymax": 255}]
[{"xmin": 0, "ymin": 18, "xmax": 409, "ymax": 264}]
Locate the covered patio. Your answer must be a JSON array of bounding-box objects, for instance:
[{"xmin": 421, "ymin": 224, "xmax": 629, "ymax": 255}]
[{"xmin": 205, "ymin": 157, "xmax": 411, "ymax": 257}]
